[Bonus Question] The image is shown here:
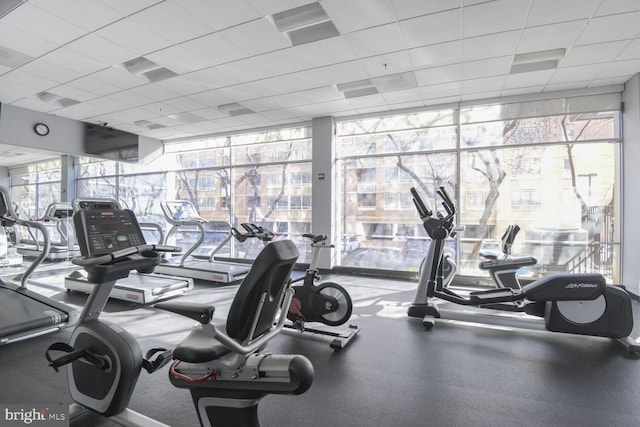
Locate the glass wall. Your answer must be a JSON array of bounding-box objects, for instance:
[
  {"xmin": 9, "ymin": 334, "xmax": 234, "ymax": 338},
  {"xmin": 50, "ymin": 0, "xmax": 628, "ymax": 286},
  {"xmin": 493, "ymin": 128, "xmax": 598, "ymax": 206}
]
[
  {"xmin": 336, "ymin": 93, "xmax": 621, "ymax": 284},
  {"xmin": 9, "ymin": 158, "xmax": 62, "ymax": 218}
]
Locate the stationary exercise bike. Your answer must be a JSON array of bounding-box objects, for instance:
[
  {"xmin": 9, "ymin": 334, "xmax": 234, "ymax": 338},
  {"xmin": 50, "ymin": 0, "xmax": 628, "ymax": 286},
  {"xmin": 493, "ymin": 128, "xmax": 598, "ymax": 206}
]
[
  {"xmin": 407, "ymin": 186, "xmax": 640, "ymax": 354},
  {"xmin": 46, "ymin": 206, "xmax": 314, "ymax": 426},
  {"xmin": 232, "ymin": 224, "xmax": 359, "ymax": 350}
]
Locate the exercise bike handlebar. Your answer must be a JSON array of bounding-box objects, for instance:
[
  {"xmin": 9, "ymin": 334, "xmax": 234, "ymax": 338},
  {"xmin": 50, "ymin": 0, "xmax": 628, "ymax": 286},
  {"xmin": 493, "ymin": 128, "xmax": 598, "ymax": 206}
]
[
  {"xmin": 231, "ymin": 223, "xmax": 276, "ymax": 243},
  {"xmin": 410, "ymin": 187, "xmax": 432, "ymax": 218}
]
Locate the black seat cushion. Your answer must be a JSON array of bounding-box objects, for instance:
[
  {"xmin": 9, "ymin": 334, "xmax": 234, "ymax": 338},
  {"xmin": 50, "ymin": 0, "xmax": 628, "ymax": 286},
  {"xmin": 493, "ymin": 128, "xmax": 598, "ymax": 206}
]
[{"xmin": 173, "ymin": 328, "xmax": 231, "ymax": 363}]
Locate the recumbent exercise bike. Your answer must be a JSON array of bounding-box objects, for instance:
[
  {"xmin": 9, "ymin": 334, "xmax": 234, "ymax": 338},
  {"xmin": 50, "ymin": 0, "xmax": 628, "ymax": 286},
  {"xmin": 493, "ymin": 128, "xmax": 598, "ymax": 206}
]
[
  {"xmin": 407, "ymin": 186, "xmax": 639, "ymax": 355},
  {"xmin": 46, "ymin": 205, "xmax": 314, "ymax": 427}
]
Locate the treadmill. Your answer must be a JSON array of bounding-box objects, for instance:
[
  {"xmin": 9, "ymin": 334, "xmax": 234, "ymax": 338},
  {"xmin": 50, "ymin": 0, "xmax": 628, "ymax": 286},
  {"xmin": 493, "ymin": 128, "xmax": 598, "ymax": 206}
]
[
  {"xmin": 16, "ymin": 202, "xmax": 81, "ymax": 260},
  {"xmin": 64, "ymin": 198, "xmax": 194, "ymax": 304},
  {"xmin": 152, "ymin": 200, "xmax": 250, "ymax": 283},
  {"xmin": 0, "ymin": 186, "xmax": 79, "ymax": 346}
]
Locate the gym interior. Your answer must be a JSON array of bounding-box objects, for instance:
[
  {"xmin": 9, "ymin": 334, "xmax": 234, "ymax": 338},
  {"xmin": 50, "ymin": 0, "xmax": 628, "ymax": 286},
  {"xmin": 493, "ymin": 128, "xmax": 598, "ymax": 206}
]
[{"xmin": 1, "ymin": 1, "xmax": 640, "ymax": 426}]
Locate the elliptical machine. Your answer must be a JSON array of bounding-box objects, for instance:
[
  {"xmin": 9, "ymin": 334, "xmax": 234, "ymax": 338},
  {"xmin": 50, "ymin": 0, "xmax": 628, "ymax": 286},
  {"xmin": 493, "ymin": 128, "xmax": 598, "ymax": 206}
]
[
  {"xmin": 232, "ymin": 223, "xmax": 359, "ymax": 350},
  {"xmin": 47, "ymin": 205, "xmax": 314, "ymax": 426},
  {"xmin": 407, "ymin": 186, "xmax": 639, "ymax": 355}
]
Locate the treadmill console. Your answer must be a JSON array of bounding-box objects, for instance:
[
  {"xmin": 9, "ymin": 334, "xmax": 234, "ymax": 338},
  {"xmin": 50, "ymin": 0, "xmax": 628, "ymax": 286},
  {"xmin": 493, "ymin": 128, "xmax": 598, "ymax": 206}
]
[{"xmin": 74, "ymin": 208, "xmax": 146, "ymax": 257}]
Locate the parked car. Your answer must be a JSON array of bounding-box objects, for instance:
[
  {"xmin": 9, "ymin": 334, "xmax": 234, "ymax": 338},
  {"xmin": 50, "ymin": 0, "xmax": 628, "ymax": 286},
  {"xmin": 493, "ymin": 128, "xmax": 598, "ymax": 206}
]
[{"xmin": 342, "ymin": 236, "xmax": 360, "ymax": 252}]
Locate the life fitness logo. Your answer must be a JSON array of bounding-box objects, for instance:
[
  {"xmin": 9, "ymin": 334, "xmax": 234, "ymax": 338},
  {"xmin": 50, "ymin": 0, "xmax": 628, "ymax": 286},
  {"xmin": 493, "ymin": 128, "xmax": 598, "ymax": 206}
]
[
  {"xmin": 565, "ymin": 283, "xmax": 599, "ymax": 289},
  {"xmin": 1, "ymin": 405, "xmax": 67, "ymax": 426}
]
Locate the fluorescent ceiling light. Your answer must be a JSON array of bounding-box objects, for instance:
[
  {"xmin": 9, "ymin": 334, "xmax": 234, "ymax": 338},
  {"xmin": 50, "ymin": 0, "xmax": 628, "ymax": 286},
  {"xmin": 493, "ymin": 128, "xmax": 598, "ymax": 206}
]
[
  {"xmin": 510, "ymin": 48, "xmax": 565, "ymax": 74},
  {"xmin": 135, "ymin": 120, "xmax": 166, "ymax": 130},
  {"xmin": 0, "ymin": 0, "xmax": 26, "ymax": 19},
  {"xmin": 120, "ymin": 56, "xmax": 177, "ymax": 83},
  {"xmin": 269, "ymin": 2, "xmax": 339, "ymax": 46},
  {"xmin": 0, "ymin": 44, "xmax": 33, "ymax": 68},
  {"xmin": 218, "ymin": 103, "xmax": 255, "ymax": 116},
  {"xmin": 336, "ymin": 79, "xmax": 379, "ymax": 99},
  {"xmin": 372, "ymin": 71, "xmax": 418, "ymax": 93},
  {"xmin": 36, "ymin": 91, "xmax": 80, "ymax": 108},
  {"xmin": 167, "ymin": 112, "xmax": 206, "ymax": 124}
]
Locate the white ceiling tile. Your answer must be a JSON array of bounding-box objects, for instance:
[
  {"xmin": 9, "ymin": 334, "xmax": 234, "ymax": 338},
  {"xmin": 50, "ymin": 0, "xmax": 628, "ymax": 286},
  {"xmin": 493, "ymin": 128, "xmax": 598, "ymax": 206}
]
[
  {"xmin": 103, "ymin": 91, "xmax": 154, "ymax": 108},
  {"xmin": 176, "ymin": 0, "xmax": 260, "ymax": 31},
  {"xmin": 97, "ymin": 0, "xmax": 163, "ymax": 16},
  {"xmin": 316, "ymin": 61, "xmax": 369, "ymax": 85},
  {"xmin": 343, "ymin": 24, "xmax": 405, "ymax": 58},
  {"xmin": 462, "ymin": 0, "xmax": 530, "ymax": 38},
  {"xmin": 261, "ymin": 92, "xmax": 308, "ymax": 109},
  {"xmin": 295, "ymin": 37, "xmax": 358, "ymax": 68},
  {"xmin": 80, "ymin": 97, "xmax": 131, "ymax": 115},
  {"xmin": 1, "ymin": 70, "xmax": 58, "ymax": 92},
  {"xmin": 128, "ymin": 84, "xmax": 181, "ymax": 102},
  {"xmin": 190, "ymin": 108, "xmax": 227, "ymax": 120},
  {"xmin": 420, "ymin": 81, "xmax": 461, "ymax": 99},
  {"xmin": 245, "ymin": 0, "xmax": 310, "ymax": 16},
  {"xmin": 525, "ymin": 0, "xmax": 600, "ymax": 27},
  {"xmin": 66, "ymin": 34, "xmax": 137, "ymax": 67},
  {"xmin": 67, "ymin": 76, "xmax": 121, "ymax": 97},
  {"xmin": 48, "ymin": 85, "xmax": 98, "ymax": 102},
  {"xmin": 598, "ymin": 58, "xmax": 640, "ymax": 79},
  {"xmin": 392, "ymin": 0, "xmax": 459, "ymax": 20},
  {"xmin": 588, "ymin": 76, "xmax": 629, "ymax": 87},
  {"xmin": 40, "ymin": 47, "xmax": 107, "ymax": 75},
  {"xmin": 9, "ymin": 97, "xmax": 58, "ymax": 113},
  {"xmin": 219, "ymin": 19, "xmax": 291, "ymax": 57},
  {"xmin": 423, "ymin": 95, "xmax": 460, "ymax": 106},
  {"xmin": 0, "ymin": 80, "xmax": 33, "ymax": 103},
  {"xmin": 503, "ymin": 70, "xmax": 555, "ymax": 89},
  {"xmin": 501, "ymin": 86, "xmax": 545, "ymax": 97},
  {"xmin": 154, "ymin": 77, "xmax": 210, "ymax": 96},
  {"xmin": 562, "ymin": 41, "xmax": 629, "ymax": 67},
  {"xmin": 213, "ymin": 57, "xmax": 276, "ymax": 83},
  {"xmin": 182, "ymin": 68, "xmax": 237, "ymax": 90},
  {"xmin": 140, "ymin": 102, "xmax": 182, "ymax": 116},
  {"xmin": 260, "ymin": 109, "xmax": 300, "ymax": 121},
  {"xmin": 96, "ymin": 18, "xmax": 174, "ymax": 57},
  {"xmin": 399, "ymin": 9, "xmax": 461, "ymax": 48},
  {"xmin": 409, "ymin": 41, "xmax": 461, "ymax": 69},
  {"xmin": 282, "ymin": 69, "xmax": 329, "ymax": 91},
  {"xmin": 92, "ymin": 68, "xmax": 148, "ymax": 90},
  {"xmin": 461, "ymin": 76, "xmax": 506, "ymax": 94},
  {"xmin": 288, "ymin": 99, "xmax": 353, "ymax": 117},
  {"xmin": 415, "ymin": 64, "xmax": 462, "ymax": 86},
  {"xmin": 18, "ymin": 59, "xmax": 84, "ymax": 84},
  {"xmin": 549, "ymin": 63, "xmax": 607, "ymax": 84},
  {"xmin": 360, "ymin": 51, "xmax": 414, "ymax": 77},
  {"xmin": 381, "ymin": 88, "xmax": 423, "ymax": 104},
  {"xmin": 617, "ymin": 39, "xmax": 640, "ymax": 61},
  {"xmin": 186, "ymin": 90, "xmax": 234, "ymax": 109},
  {"xmin": 242, "ymin": 98, "xmax": 284, "ymax": 112},
  {"xmin": 544, "ymin": 81, "xmax": 592, "ymax": 92},
  {"xmin": 462, "ymin": 57, "xmax": 512, "ymax": 80},
  {"xmin": 594, "ymin": 0, "xmax": 640, "ymax": 17},
  {"xmin": 518, "ymin": 20, "xmax": 587, "ymax": 53},
  {"xmin": 0, "ymin": 22, "xmax": 58, "ymax": 57},
  {"xmin": 298, "ymin": 86, "xmax": 342, "ymax": 103},
  {"xmin": 346, "ymin": 93, "xmax": 387, "ymax": 109},
  {"xmin": 128, "ymin": 1, "xmax": 212, "ymax": 44},
  {"xmin": 237, "ymin": 77, "xmax": 294, "ymax": 98},
  {"xmin": 578, "ymin": 12, "xmax": 640, "ymax": 45},
  {"xmin": 54, "ymin": 102, "xmax": 111, "ymax": 120},
  {"xmin": 462, "ymin": 31, "xmax": 520, "ymax": 62},
  {"xmin": 163, "ymin": 97, "xmax": 207, "ymax": 112},
  {"xmin": 461, "ymin": 90, "xmax": 502, "ymax": 101},
  {"xmin": 323, "ymin": 0, "xmax": 396, "ymax": 33},
  {"xmin": 30, "ymin": 0, "xmax": 124, "ymax": 32},
  {"xmin": 145, "ymin": 45, "xmax": 213, "ymax": 75},
  {"xmin": 254, "ymin": 48, "xmax": 313, "ymax": 76},
  {"xmin": 1, "ymin": 3, "xmax": 87, "ymax": 45}
]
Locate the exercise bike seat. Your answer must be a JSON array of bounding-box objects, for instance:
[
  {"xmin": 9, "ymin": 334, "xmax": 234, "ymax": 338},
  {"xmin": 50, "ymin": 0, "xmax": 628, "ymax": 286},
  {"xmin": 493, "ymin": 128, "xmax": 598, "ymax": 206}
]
[{"xmin": 170, "ymin": 328, "xmax": 232, "ymax": 363}]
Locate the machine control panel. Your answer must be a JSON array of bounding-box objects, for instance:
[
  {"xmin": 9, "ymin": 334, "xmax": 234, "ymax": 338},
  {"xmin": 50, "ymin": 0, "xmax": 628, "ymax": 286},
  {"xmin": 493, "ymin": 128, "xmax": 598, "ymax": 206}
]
[{"xmin": 74, "ymin": 208, "xmax": 146, "ymax": 257}]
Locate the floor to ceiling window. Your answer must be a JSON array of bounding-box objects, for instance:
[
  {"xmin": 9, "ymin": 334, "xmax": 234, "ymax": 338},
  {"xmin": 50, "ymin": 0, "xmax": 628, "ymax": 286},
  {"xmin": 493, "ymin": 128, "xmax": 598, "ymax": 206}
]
[{"xmin": 336, "ymin": 93, "xmax": 621, "ymax": 284}]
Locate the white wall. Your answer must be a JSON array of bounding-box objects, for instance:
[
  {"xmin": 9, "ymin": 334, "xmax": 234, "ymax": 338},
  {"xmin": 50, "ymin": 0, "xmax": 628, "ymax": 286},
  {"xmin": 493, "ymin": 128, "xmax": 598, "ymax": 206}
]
[
  {"xmin": 622, "ymin": 74, "xmax": 640, "ymax": 295},
  {"xmin": 0, "ymin": 104, "xmax": 84, "ymax": 155}
]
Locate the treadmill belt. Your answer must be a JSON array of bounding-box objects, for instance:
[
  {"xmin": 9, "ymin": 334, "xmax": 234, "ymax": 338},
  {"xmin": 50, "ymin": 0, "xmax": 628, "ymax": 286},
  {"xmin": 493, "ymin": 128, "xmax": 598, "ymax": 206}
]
[{"xmin": 0, "ymin": 288, "xmax": 67, "ymax": 337}]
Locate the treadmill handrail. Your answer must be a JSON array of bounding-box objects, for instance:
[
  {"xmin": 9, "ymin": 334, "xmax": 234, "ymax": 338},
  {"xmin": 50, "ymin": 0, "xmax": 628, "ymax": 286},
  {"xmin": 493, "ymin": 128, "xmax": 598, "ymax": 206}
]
[{"xmin": 0, "ymin": 186, "xmax": 51, "ymax": 287}]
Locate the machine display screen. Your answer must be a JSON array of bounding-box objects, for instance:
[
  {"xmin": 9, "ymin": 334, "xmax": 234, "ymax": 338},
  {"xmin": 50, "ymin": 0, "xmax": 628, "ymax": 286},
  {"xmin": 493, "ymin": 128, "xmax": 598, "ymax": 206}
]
[{"xmin": 74, "ymin": 209, "xmax": 146, "ymax": 257}]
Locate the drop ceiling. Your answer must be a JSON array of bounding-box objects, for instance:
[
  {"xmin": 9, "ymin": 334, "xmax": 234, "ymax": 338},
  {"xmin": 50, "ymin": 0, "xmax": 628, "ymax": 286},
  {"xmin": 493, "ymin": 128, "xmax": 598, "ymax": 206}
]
[{"xmin": 1, "ymin": 0, "xmax": 640, "ymax": 167}]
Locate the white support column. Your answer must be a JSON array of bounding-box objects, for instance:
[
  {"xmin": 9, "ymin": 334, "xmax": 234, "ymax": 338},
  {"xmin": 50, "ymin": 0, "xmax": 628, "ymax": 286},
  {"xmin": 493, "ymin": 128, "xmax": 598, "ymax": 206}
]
[
  {"xmin": 311, "ymin": 116, "xmax": 335, "ymax": 269},
  {"xmin": 60, "ymin": 155, "xmax": 76, "ymax": 203},
  {"xmin": 622, "ymin": 73, "xmax": 640, "ymax": 295}
]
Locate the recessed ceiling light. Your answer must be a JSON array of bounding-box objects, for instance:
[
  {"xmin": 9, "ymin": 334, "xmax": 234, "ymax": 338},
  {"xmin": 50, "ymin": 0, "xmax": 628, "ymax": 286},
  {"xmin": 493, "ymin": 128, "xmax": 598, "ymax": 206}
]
[
  {"xmin": 36, "ymin": 91, "xmax": 80, "ymax": 108},
  {"xmin": 372, "ymin": 72, "xmax": 418, "ymax": 93},
  {"xmin": 120, "ymin": 56, "xmax": 177, "ymax": 83},
  {"xmin": 268, "ymin": 2, "xmax": 339, "ymax": 46},
  {"xmin": 0, "ymin": 44, "xmax": 33, "ymax": 68},
  {"xmin": 510, "ymin": 48, "xmax": 565, "ymax": 74},
  {"xmin": 218, "ymin": 103, "xmax": 255, "ymax": 116}
]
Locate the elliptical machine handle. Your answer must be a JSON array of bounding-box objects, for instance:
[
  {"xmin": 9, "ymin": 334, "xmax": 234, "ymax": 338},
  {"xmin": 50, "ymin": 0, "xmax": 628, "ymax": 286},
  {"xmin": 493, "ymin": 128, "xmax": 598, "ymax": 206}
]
[{"xmin": 410, "ymin": 187, "xmax": 432, "ymax": 218}]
